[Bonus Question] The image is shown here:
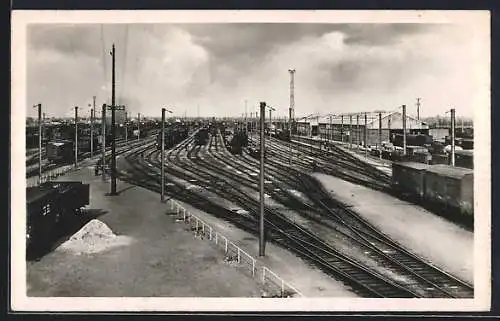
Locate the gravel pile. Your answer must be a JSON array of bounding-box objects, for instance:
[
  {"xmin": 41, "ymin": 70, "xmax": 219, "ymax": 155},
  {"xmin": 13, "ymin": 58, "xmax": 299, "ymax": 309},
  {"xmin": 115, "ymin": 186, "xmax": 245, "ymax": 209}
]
[{"xmin": 58, "ymin": 219, "xmax": 132, "ymax": 255}]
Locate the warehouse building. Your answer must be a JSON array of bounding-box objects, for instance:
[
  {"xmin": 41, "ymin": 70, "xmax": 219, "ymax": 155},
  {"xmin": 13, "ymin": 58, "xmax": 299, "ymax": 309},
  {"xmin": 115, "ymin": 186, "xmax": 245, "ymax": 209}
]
[{"xmin": 294, "ymin": 111, "xmax": 429, "ymax": 147}]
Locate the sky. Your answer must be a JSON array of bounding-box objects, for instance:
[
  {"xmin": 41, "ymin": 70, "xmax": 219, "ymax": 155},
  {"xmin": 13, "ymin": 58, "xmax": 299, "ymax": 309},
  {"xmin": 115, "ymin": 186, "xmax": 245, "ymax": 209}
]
[{"xmin": 26, "ymin": 23, "xmax": 486, "ymax": 119}]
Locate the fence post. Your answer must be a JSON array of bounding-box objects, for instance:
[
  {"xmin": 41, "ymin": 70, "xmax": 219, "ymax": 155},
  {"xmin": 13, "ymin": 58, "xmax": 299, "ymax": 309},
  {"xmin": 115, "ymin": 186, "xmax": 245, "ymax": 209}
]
[
  {"xmin": 225, "ymin": 237, "xmax": 228, "ymax": 253},
  {"xmin": 209, "ymin": 226, "xmax": 212, "ymax": 240},
  {"xmin": 281, "ymin": 279, "xmax": 285, "ymax": 297},
  {"xmin": 252, "ymin": 258, "xmax": 255, "ymax": 277},
  {"xmin": 237, "ymin": 248, "xmax": 241, "ymax": 263},
  {"xmin": 195, "ymin": 218, "xmax": 199, "ymax": 234},
  {"xmin": 215, "ymin": 232, "xmax": 218, "ymax": 245}
]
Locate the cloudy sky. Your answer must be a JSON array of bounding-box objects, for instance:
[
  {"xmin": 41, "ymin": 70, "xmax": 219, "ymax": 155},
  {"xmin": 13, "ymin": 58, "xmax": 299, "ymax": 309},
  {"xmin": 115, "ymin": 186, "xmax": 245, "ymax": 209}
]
[{"xmin": 26, "ymin": 23, "xmax": 486, "ymax": 119}]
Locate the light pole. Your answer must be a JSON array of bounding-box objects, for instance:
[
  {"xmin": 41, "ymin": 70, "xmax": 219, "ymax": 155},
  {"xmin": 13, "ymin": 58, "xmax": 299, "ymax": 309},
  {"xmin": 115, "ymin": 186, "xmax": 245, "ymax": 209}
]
[
  {"xmin": 101, "ymin": 103, "xmax": 106, "ymax": 182},
  {"xmin": 74, "ymin": 106, "xmax": 78, "ymax": 168},
  {"xmin": 259, "ymin": 101, "xmax": 266, "ymax": 257},
  {"xmin": 33, "ymin": 103, "xmax": 42, "ymax": 181},
  {"xmin": 161, "ymin": 108, "xmax": 173, "ymax": 202},
  {"xmin": 137, "ymin": 113, "xmax": 141, "ymax": 142}
]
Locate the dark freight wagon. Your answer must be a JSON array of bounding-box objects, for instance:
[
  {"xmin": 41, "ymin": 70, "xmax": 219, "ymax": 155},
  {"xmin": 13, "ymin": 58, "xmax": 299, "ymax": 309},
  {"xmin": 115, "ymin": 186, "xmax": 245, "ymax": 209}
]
[
  {"xmin": 392, "ymin": 162, "xmax": 430, "ymax": 198},
  {"xmin": 46, "ymin": 140, "xmax": 74, "ymax": 163},
  {"xmin": 424, "ymin": 165, "xmax": 473, "ymax": 217},
  {"xmin": 26, "ymin": 181, "xmax": 90, "ymax": 251},
  {"xmin": 392, "ymin": 163, "xmax": 474, "ymax": 219}
]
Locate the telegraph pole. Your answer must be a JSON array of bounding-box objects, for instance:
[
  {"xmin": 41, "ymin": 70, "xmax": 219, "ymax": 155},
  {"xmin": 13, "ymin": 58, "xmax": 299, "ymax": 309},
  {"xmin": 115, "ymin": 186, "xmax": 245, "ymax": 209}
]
[
  {"xmin": 101, "ymin": 104, "xmax": 106, "ymax": 181},
  {"xmin": 356, "ymin": 114, "xmax": 359, "ymax": 150},
  {"xmin": 34, "ymin": 103, "xmax": 42, "ymax": 181},
  {"xmin": 91, "ymin": 95, "xmax": 96, "ymax": 158},
  {"xmin": 245, "ymin": 99, "xmax": 248, "ymax": 133},
  {"xmin": 161, "ymin": 108, "xmax": 166, "ymax": 202},
  {"xmin": 74, "ymin": 106, "xmax": 79, "ymax": 168},
  {"xmin": 125, "ymin": 111, "xmax": 128, "ymax": 143},
  {"xmin": 329, "ymin": 115, "xmax": 333, "ymax": 142},
  {"xmin": 364, "ymin": 112, "xmax": 368, "ymax": 158},
  {"xmin": 259, "ymin": 101, "xmax": 266, "ymax": 257},
  {"xmin": 349, "ymin": 114, "xmax": 353, "ymax": 149},
  {"xmin": 402, "ymin": 105, "xmax": 407, "ymax": 156},
  {"xmin": 288, "ymin": 69, "xmax": 295, "ymax": 136},
  {"xmin": 137, "ymin": 113, "xmax": 140, "ymax": 141},
  {"xmin": 110, "ymin": 43, "xmax": 117, "ymax": 196},
  {"xmin": 416, "ymin": 98, "xmax": 421, "ymax": 120},
  {"xmin": 341, "ymin": 115, "xmax": 344, "ymax": 143},
  {"xmin": 378, "ymin": 112, "xmax": 382, "ymax": 160},
  {"xmin": 451, "ymin": 108, "xmax": 456, "ymax": 166}
]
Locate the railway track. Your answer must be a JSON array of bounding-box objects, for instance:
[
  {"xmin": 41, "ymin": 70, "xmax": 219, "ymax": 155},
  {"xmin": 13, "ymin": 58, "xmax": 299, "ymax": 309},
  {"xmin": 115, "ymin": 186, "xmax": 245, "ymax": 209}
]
[
  {"xmin": 26, "ymin": 135, "xmax": 157, "ymax": 178},
  {"xmin": 119, "ymin": 128, "xmax": 473, "ymax": 298},
  {"xmin": 245, "ymin": 134, "xmax": 474, "ymax": 298}
]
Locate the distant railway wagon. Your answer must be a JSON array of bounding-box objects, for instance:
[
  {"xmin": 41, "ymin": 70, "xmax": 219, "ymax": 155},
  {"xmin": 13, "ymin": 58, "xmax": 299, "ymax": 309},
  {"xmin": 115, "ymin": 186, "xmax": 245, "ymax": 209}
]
[
  {"xmin": 195, "ymin": 128, "xmax": 210, "ymax": 146},
  {"xmin": 26, "ymin": 181, "xmax": 90, "ymax": 251},
  {"xmin": 226, "ymin": 131, "xmax": 248, "ymax": 155},
  {"xmin": 392, "ymin": 133, "xmax": 432, "ymax": 148},
  {"xmin": 392, "ymin": 162, "xmax": 473, "ymax": 217},
  {"xmin": 156, "ymin": 126, "xmax": 189, "ymax": 150},
  {"xmin": 46, "ymin": 140, "xmax": 73, "ymax": 163}
]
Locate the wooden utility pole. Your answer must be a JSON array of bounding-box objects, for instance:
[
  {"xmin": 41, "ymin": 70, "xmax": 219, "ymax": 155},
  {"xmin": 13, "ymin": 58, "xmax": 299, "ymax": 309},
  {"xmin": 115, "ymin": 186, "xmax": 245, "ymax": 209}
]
[
  {"xmin": 33, "ymin": 103, "xmax": 42, "ymax": 181},
  {"xmin": 364, "ymin": 112, "xmax": 368, "ymax": 158},
  {"xmin": 402, "ymin": 105, "xmax": 407, "ymax": 156},
  {"xmin": 451, "ymin": 108, "xmax": 456, "ymax": 166},
  {"xmin": 161, "ymin": 108, "xmax": 166, "ymax": 202},
  {"xmin": 125, "ymin": 111, "xmax": 128, "ymax": 143},
  {"xmin": 349, "ymin": 114, "xmax": 352, "ymax": 149},
  {"xmin": 378, "ymin": 112, "xmax": 382, "ymax": 160},
  {"xmin": 341, "ymin": 115, "xmax": 344, "ymax": 143},
  {"xmin": 74, "ymin": 106, "xmax": 79, "ymax": 168},
  {"xmin": 259, "ymin": 101, "xmax": 266, "ymax": 257},
  {"xmin": 101, "ymin": 104, "xmax": 106, "ymax": 182},
  {"xmin": 137, "ymin": 113, "xmax": 141, "ymax": 141},
  {"xmin": 416, "ymin": 98, "xmax": 421, "ymax": 120},
  {"xmin": 91, "ymin": 96, "xmax": 96, "ymax": 158},
  {"xmin": 356, "ymin": 114, "xmax": 359, "ymax": 150},
  {"xmin": 110, "ymin": 43, "xmax": 117, "ymax": 195}
]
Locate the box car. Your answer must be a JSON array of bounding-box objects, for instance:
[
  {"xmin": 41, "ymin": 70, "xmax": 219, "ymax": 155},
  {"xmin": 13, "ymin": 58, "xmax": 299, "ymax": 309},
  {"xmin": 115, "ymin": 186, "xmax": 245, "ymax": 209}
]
[
  {"xmin": 423, "ymin": 165, "xmax": 473, "ymax": 217},
  {"xmin": 26, "ymin": 181, "xmax": 90, "ymax": 250},
  {"xmin": 454, "ymin": 149, "xmax": 473, "ymax": 169},
  {"xmin": 46, "ymin": 140, "xmax": 74, "ymax": 163},
  {"xmin": 392, "ymin": 162, "xmax": 430, "ymax": 198}
]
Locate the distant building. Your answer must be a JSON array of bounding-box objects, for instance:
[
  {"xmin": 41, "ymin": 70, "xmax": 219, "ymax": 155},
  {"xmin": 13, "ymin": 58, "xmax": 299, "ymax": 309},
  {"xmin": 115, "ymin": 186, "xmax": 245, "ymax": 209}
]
[{"xmin": 294, "ymin": 111, "xmax": 430, "ymax": 147}]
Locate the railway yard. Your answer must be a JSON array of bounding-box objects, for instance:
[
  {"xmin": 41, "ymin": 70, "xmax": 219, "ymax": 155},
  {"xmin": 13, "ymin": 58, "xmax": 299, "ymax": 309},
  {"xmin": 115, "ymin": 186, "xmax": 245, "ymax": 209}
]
[{"xmin": 25, "ymin": 120, "xmax": 474, "ymax": 299}]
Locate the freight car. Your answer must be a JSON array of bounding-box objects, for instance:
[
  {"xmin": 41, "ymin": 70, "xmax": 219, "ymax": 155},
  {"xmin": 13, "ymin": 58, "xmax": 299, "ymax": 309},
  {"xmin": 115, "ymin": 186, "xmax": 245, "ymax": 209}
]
[
  {"xmin": 195, "ymin": 128, "xmax": 210, "ymax": 145},
  {"xmin": 26, "ymin": 181, "xmax": 90, "ymax": 252},
  {"xmin": 46, "ymin": 140, "xmax": 74, "ymax": 164},
  {"xmin": 227, "ymin": 131, "xmax": 248, "ymax": 155},
  {"xmin": 392, "ymin": 162, "xmax": 473, "ymax": 221},
  {"xmin": 454, "ymin": 149, "xmax": 473, "ymax": 169},
  {"xmin": 156, "ymin": 125, "xmax": 189, "ymax": 150},
  {"xmin": 392, "ymin": 133, "xmax": 432, "ymax": 148}
]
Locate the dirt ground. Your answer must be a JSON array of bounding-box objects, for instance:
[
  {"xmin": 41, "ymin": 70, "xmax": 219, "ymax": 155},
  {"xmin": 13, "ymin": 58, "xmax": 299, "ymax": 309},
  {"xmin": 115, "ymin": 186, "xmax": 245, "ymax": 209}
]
[{"xmin": 27, "ymin": 167, "xmax": 263, "ymax": 297}]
